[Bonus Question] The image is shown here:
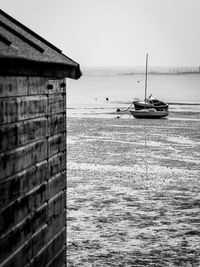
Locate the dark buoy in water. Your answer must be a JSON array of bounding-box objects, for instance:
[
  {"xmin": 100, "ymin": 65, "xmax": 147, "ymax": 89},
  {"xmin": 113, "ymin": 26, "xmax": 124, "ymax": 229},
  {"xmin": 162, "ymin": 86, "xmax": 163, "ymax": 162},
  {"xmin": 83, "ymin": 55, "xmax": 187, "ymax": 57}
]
[
  {"xmin": 106, "ymin": 97, "xmax": 109, "ymax": 101},
  {"xmin": 116, "ymin": 108, "xmax": 121, "ymax": 112},
  {"xmin": 137, "ymin": 80, "xmax": 140, "ymax": 83}
]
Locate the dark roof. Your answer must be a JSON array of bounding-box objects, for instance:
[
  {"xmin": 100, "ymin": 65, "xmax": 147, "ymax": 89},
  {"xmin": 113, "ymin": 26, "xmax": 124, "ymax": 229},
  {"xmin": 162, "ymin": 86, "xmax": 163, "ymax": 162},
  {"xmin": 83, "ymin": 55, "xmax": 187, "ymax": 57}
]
[{"xmin": 0, "ymin": 9, "xmax": 81, "ymax": 79}]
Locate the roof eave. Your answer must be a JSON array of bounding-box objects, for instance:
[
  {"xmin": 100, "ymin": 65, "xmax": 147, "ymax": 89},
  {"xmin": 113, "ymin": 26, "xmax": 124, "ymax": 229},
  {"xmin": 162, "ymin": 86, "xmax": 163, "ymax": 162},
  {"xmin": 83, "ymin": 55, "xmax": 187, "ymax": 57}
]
[{"xmin": 0, "ymin": 57, "xmax": 82, "ymax": 79}]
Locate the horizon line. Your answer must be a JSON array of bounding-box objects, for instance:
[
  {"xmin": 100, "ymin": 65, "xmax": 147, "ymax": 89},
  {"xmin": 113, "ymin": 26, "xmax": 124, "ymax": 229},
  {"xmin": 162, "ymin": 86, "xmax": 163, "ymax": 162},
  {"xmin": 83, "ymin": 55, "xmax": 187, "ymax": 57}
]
[{"xmin": 81, "ymin": 65, "xmax": 200, "ymax": 68}]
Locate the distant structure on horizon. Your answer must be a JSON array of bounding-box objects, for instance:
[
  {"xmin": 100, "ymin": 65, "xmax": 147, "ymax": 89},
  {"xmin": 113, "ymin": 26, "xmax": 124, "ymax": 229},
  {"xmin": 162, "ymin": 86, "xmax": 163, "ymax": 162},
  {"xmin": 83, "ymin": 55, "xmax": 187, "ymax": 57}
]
[{"xmin": 169, "ymin": 66, "xmax": 200, "ymax": 74}]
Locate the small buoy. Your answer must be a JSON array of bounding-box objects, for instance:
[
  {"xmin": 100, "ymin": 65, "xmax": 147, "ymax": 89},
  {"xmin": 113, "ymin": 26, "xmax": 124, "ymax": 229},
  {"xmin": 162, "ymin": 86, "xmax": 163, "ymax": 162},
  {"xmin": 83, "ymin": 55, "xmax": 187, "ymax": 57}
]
[
  {"xmin": 116, "ymin": 108, "xmax": 121, "ymax": 112},
  {"xmin": 106, "ymin": 97, "xmax": 109, "ymax": 101},
  {"xmin": 137, "ymin": 80, "xmax": 140, "ymax": 83}
]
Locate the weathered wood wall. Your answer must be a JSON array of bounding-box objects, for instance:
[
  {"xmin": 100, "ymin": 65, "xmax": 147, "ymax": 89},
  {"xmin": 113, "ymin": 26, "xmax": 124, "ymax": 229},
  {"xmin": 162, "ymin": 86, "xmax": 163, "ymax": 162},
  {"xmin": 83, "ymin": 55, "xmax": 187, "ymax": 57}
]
[{"xmin": 0, "ymin": 77, "xmax": 66, "ymax": 267}]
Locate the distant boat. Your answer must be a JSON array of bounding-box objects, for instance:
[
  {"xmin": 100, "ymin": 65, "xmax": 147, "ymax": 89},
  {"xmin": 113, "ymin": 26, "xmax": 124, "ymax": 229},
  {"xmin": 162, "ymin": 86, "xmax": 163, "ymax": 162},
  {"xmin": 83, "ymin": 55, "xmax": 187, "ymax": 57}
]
[{"xmin": 130, "ymin": 54, "xmax": 169, "ymax": 119}]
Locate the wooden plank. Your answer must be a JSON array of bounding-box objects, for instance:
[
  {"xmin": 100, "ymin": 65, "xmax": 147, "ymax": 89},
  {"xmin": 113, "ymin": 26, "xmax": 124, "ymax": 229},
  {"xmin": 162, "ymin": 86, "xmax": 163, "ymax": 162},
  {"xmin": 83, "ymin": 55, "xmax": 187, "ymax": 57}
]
[
  {"xmin": 0, "ymin": 207, "xmax": 47, "ymax": 265},
  {"xmin": 49, "ymin": 151, "xmax": 66, "ymax": 177},
  {"xmin": 0, "ymin": 160, "xmax": 48, "ymax": 209},
  {"xmin": 48, "ymin": 171, "xmax": 66, "ymax": 199},
  {"xmin": 0, "ymin": 77, "xmax": 28, "ymax": 97},
  {"xmin": 31, "ymin": 225, "xmax": 48, "ymax": 260},
  {"xmin": 48, "ymin": 191, "xmax": 66, "ymax": 220},
  {"xmin": 0, "ymin": 183, "xmax": 47, "ymax": 236},
  {"xmin": 48, "ymin": 113, "xmax": 66, "ymax": 137},
  {"xmin": 47, "ymin": 211, "xmax": 66, "ymax": 244},
  {"xmin": 48, "ymin": 94, "xmax": 65, "ymax": 115},
  {"xmin": 48, "ymin": 133, "xmax": 66, "ymax": 158},
  {"xmin": 28, "ymin": 77, "xmax": 48, "ymax": 95},
  {"xmin": 29, "ymin": 229, "xmax": 66, "ymax": 267},
  {"xmin": 0, "ymin": 96, "xmax": 48, "ymax": 124},
  {"xmin": 46, "ymin": 246, "xmax": 66, "ymax": 267},
  {"xmin": 0, "ymin": 139, "xmax": 47, "ymax": 180},
  {"xmin": 0, "ymin": 117, "xmax": 48, "ymax": 153}
]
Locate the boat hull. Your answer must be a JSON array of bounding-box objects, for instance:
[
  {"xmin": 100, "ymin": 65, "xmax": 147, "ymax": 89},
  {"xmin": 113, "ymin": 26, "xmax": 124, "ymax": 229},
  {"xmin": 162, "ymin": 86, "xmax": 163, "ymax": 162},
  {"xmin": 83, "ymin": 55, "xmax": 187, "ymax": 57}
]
[
  {"xmin": 133, "ymin": 101, "xmax": 168, "ymax": 111},
  {"xmin": 130, "ymin": 109, "xmax": 169, "ymax": 118}
]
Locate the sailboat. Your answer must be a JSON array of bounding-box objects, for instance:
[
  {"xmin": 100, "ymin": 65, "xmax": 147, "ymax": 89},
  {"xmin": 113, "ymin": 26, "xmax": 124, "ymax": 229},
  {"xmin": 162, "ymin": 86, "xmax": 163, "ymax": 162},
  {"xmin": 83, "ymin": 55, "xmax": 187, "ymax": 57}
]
[{"xmin": 130, "ymin": 54, "xmax": 169, "ymax": 119}]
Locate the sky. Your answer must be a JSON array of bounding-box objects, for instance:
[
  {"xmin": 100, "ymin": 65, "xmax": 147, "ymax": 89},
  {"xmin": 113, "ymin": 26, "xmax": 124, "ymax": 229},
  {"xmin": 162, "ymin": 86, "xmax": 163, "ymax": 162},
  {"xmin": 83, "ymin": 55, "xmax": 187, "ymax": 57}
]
[{"xmin": 1, "ymin": 0, "xmax": 200, "ymax": 67}]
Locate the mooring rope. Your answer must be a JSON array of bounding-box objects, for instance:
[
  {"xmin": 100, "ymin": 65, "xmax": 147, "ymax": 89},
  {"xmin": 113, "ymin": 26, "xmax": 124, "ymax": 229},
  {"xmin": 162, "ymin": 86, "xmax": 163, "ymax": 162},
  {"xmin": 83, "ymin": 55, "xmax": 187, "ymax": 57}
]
[{"xmin": 115, "ymin": 101, "xmax": 135, "ymax": 119}]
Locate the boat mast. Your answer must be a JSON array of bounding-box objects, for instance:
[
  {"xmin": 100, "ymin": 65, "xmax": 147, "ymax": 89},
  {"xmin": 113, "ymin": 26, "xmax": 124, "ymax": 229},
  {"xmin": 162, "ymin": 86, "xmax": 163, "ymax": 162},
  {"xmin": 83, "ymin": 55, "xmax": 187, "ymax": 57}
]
[{"xmin": 144, "ymin": 53, "xmax": 148, "ymax": 107}]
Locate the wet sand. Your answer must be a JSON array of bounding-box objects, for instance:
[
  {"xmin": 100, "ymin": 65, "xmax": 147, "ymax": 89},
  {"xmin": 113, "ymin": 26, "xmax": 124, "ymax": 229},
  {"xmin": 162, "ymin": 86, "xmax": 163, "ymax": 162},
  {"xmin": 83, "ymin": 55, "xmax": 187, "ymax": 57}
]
[{"xmin": 67, "ymin": 114, "xmax": 200, "ymax": 266}]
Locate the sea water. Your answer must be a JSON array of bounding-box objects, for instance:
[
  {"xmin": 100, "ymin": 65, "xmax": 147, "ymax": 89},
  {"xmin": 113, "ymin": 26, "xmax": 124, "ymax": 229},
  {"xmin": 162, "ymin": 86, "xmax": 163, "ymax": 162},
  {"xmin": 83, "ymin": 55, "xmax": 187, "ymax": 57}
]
[{"xmin": 67, "ymin": 73, "xmax": 200, "ymax": 118}]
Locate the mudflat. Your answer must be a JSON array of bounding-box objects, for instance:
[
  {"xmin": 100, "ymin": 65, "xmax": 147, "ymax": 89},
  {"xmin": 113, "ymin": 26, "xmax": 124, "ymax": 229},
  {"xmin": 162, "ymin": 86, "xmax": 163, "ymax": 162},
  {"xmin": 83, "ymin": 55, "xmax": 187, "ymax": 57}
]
[{"xmin": 67, "ymin": 114, "xmax": 200, "ymax": 266}]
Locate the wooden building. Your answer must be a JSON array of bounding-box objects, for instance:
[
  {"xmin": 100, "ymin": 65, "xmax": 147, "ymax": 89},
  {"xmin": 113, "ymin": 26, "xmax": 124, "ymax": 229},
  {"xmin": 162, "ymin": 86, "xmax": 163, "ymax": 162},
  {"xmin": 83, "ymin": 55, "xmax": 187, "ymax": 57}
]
[{"xmin": 0, "ymin": 9, "xmax": 81, "ymax": 267}]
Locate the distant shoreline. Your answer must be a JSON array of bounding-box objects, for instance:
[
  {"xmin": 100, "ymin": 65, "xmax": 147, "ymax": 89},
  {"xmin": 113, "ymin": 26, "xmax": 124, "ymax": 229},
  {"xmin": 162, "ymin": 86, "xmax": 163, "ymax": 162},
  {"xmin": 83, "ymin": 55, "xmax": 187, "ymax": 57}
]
[
  {"xmin": 120, "ymin": 71, "xmax": 200, "ymax": 76},
  {"xmin": 81, "ymin": 66, "xmax": 200, "ymax": 76},
  {"xmin": 82, "ymin": 71, "xmax": 200, "ymax": 77}
]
